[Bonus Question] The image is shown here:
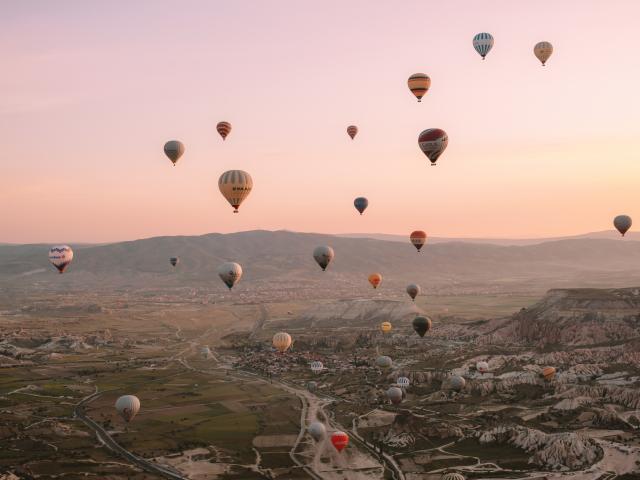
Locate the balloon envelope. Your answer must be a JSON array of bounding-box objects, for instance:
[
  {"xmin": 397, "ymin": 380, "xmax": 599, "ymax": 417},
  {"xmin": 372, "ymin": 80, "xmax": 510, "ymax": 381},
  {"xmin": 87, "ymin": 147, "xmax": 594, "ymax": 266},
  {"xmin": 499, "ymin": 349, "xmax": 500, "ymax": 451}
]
[
  {"xmin": 308, "ymin": 421, "xmax": 326, "ymax": 441},
  {"xmin": 412, "ymin": 316, "xmax": 432, "ymax": 337},
  {"xmin": 476, "ymin": 361, "xmax": 489, "ymax": 373},
  {"xmin": 449, "ymin": 375, "xmax": 466, "ymax": 392},
  {"xmin": 307, "ymin": 381, "xmax": 318, "ymax": 392},
  {"xmin": 534, "ymin": 41, "xmax": 553, "ymax": 65},
  {"xmin": 614, "ymin": 215, "xmax": 632, "ymax": 236},
  {"xmin": 216, "ymin": 121, "xmax": 232, "ymax": 140},
  {"xmin": 473, "ymin": 32, "xmax": 494, "ymax": 59},
  {"xmin": 397, "ymin": 376, "xmax": 410, "ymax": 388},
  {"xmin": 410, "ymin": 231, "xmax": 427, "ymax": 252},
  {"xmin": 347, "ymin": 125, "xmax": 358, "ymax": 139},
  {"xmin": 331, "ymin": 431, "xmax": 349, "ymax": 452},
  {"xmin": 115, "ymin": 395, "xmax": 140, "ymax": 423},
  {"xmin": 386, "ymin": 386, "xmax": 403, "ymax": 405},
  {"xmin": 48, "ymin": 245, "xmax": 74, "ymax": 274},
  {"xmin": 218, "ymin": 170, "xmax": 253, "ymax": 213},
  {"xmin": 406, "ymin": 283, "xmax": 421, "ymax": 300},
  {"xmin": 310, "ymin": 361, "xmax": 323, "ymax": 373},
  {"xmin": 354, "ymin": 197, "xmax": 369, "ymax": 215},
  {"xmin": 542, "ymin": 366, "xmax": 556, "ymax": 380},
  {"xmin": 368, "ymin": 273, "xmax": 382, "ymax": 289},
  {"xmin": 380, "ymin": 321, "xmax": 392, "ymax": 333},
  {"xmin": 170, "ymin": 257, "xmax": 179, "ymax": 267},
  {"xmin": 376, "ymin": 355, "xmax": 393, "ymax": 369},
  {"xmin": 313, "ymin": 246, "xmax": 335, "ymax": 271},
  {"xmin": 218, "ymin": 262, "xmax": 242, "ymax": 290},
  {"xmin": 407, "ymin": 73, "xmax": 431, "ymax": 102},
  {"xmin": 164, "ymin": 140, "xmax": 184, "ymax": 165},
  {"xmin": 442, "ymin": 473, "xmax": 466, "ymax": 480},
  {"xmin": 418, "ymin": 129, "xmax": 448, "ymax": 165},
  {"xmin": 273, "ymin": 332, "xmax": 292, "ymax": 353}
]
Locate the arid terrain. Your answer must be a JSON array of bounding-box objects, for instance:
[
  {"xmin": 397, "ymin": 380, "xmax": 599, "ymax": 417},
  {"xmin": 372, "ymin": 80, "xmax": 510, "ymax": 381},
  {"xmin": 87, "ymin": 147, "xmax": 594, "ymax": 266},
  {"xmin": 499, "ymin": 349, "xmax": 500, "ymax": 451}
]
[{"xmin": 1, "ymin": 233, "xmax": 640, "ymax": 479}]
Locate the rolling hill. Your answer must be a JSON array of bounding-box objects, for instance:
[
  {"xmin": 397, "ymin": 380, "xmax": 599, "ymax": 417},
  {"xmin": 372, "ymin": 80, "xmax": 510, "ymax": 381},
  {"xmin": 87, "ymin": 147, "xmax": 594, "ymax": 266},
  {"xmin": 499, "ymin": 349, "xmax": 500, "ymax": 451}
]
[{"xmin": 3, "ymin": 230, "xmax": 640, "ymax": 295}]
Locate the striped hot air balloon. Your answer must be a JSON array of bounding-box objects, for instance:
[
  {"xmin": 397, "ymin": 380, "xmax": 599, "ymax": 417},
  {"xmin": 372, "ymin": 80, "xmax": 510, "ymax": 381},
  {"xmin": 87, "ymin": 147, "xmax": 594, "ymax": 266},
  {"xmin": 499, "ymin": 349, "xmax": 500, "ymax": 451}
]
[
  {"xmin": 473, "ymin": 32, "xmax": 494, "ymax": 59},
  {"xmin": 347, "ymin": 125, "xmax": 358, "ymax": 140},
  {"xmin": 216, "ymin": 121, "xmax": 232, "ymax": 140},
  {"xmin": 397, "ymin": 376, "xmax": 410, "ymax": 388},
  {"xmin": 410, "ymin": 231, "xmax": 427, "ymax": 252},
  {"xmin": 534, "ymin": 41, "xmax": 553, "ymax": 66},
  {"xmin": 542, "ymin": 366, "xmax": 556, "ymax": 381},
  {"xmin": 218, "ymin": 170, "xmax": 253, "ymax": 213},
  {"xmin": 273, "ymin": 332, "xmax": 292, "ymax": 353},
  {"xmin": 418, "ymin": 129, "xmax": 448, "ymax": 166},
  {"xmin": 407, "ymin": 73, "xmax": 431, "ymax": 102},
  {"xmin": 48, "ymin": 245, "xmax": 74, "ymax": 273},
  {"xmin": 310, "ymin": 361, "xmax": 323, "ymax": 373},
  {"xmin": 442, "ymin": 473, "xmax": 466, "ymax": 480}
]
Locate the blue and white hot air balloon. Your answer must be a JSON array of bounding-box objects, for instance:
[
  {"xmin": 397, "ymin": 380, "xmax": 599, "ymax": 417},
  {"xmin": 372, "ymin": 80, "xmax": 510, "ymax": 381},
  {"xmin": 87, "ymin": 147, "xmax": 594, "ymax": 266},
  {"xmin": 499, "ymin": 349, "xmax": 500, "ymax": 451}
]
[{"xmin": 473, "ymin": 32, "xmax": 494, "ymax": 60}]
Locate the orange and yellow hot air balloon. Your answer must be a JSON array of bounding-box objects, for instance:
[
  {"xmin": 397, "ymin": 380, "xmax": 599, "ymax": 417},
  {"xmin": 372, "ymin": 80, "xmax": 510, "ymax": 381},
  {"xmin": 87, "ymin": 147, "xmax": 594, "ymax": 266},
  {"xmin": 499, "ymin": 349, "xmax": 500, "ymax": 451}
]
[
  {"xmin": 542, "ymin": 366, "xmax": 556, "ymax": 381},
  {"xmin": 407, "ymin": 73, "xmax": 431, "ymax": 102},
  {"xmin": 272, "ymin": 332, "xmax": 292, "ymax": 353},
  {"xmin": 380, "ymin": 321, "xmax": 392, "ymax": 333},
  {"xmin": 368, "ymin": 273, "xmax": 382, "ymax": 289}
]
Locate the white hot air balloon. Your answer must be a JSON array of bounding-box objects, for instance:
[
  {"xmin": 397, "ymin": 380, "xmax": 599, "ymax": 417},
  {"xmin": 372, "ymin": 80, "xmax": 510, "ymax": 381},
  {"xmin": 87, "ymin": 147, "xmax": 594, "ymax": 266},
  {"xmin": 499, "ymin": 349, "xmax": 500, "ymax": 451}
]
[
  {"xmin": 308, "ymin": 421, "xmax": 326, "ymax": 441},
  {"xmin": 476, "ymin": 361, "xmax": 489, "ymax": 374},
  {"xmin": 218, "ymin": 262, "xmax": 243, "ymax": 290},
  {"xmin": 473, "ymin": 32, "xmax": 494, "ymax": 59},
  {"xmin": 48, "ymin": 245, "xmax": 74, "ymax": 274},
  {"xmin": 115, "ymin": 395, "xmax": 140, "ymax": 423},
  {"xmin": 397, "ymin": 376, "xmax": 410, "ymax": 388},
  {"xmin": 218, "ymin": 170, "xmax": 253, "ymax": 213},
  {"xmin": 310, "ymin": 361, "xmax": 323, "ymax": 374},
  {"xmin": 313, "ymin": 246, "xmax": 335, "ymax": 271}
]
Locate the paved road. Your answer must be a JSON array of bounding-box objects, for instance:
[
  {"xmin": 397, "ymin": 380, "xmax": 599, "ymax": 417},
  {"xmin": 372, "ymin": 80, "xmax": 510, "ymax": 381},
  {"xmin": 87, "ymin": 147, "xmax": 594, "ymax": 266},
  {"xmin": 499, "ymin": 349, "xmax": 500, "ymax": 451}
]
[{"xmin": 73, "ymin": 389, "xmax": 187, "ymax": 480}]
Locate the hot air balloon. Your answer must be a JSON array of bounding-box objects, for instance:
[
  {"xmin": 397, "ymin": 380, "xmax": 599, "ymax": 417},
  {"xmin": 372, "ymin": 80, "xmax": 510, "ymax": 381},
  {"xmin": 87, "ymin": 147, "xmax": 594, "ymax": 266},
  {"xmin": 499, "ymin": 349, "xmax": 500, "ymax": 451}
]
[
  {"xmin": 201, "ymin": 346, "xmax": 212, "ymax": 359},
  {"xmin": 442, "ymin": 473, "xmax": 466, "ymax": 480},
  {"xmin": 410, "ymin": 231, "xmax": 427, "ymax": 252},
  {"xmin": 273, "ymin": 332, "xmax": 292, "ymax": 353},
  {"xmin": 542, "ymin": 366, "xmax": 556, "ymax": 381},
  {"xmin": 418, "ymin": 129, "xmax": 448, "ymax": 166},
  {"xmin": 412, "ymin": 316, "xmax": 432, "ymax": 338},
  {"xmin": 218, "ymin": 170, "xmax": 253, "ymax": 213},
  {"xmin": 449, "ymin": 375, "xmax": 466, "ymax": 392},
  {"xmin": 407, "ymin": 73, "xmax": 431, "ymax": 102},
  {"xmin": 308, "ymin": 421, "xmax": 326, "ymax": 441},
  {"xmin": 310, "ymin": 361, "xmax": 323, "ymax": 374},
  {"xmin": 386, "ymin": 386, "xmax": 403, "ymax": 405},
  {"xmin": 534, "ymin": 41, "xmax": 553, "ymax": 66},
  {"xmin": 164, "ymin": 140, "xmax": 184, "ymax": 166},
  {"xmin": 614, "ymin": 215, "xmax": 632, "ymax": 236},
  {"xmin": 313, "ymin": 246, "xmax": 334, "ymax": 271},
  {"xmin": 406, "ymin": 283, "xmax": 421, "ymax": 301},
  {"xmin": 307, "ymin": 381, "xmax": 318, "ymax": 393},
  {"xmin": 368, "ymin": 273, "xmax": 382, "ymax": 289},
  {"xmin": 218, "ymin": 262, "xmax": 242, "ymax": 290},
  {"xmin": 397, "ymin": 376, "xmax": 410, "ymax": 388},
  {"xmin": 48, "ymin": 245, "xmax": 74, "ymax": 274},
  {"xmin": 376, "ymin": 355, "xmax": 392, "ymax": 369},
  {"xmin": 115, "ymin": 395, "xmax": 140, "ymax": 423},
  {"xmin": 354, "ymin": 197, "xmax": 368, "ymax": 215},
  {"xmin": 347, "ymin": 125, "xmax": 358, "ymax": 140},
  {"xmin": 170, "ymin": 257, "xmax": 179, "ymax": 267},
  {"xmin": 476, "ymin": 361, "xmax": 489, "ymax": 374},
  {"xmin": 473, "ymin": 32, "xmax": 494, "ymax": 59},
  {"xmin": 331, "ymin": 431, "xmax": 349, "ymax": 452},
  {"xmin": 380, "ymin": 321, "xmax": 392, "ymax": 334},
  {"xmin": 216, "ymin": 121, "xmax": 231, "ymax": 140}
]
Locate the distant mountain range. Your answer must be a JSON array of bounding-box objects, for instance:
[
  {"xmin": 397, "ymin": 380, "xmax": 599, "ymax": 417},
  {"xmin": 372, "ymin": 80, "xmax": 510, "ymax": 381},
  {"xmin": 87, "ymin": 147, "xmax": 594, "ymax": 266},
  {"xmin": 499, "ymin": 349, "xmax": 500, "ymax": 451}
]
[{"xmin": 2, "ymin": 230, "xmax": 640, "ymax": 294}]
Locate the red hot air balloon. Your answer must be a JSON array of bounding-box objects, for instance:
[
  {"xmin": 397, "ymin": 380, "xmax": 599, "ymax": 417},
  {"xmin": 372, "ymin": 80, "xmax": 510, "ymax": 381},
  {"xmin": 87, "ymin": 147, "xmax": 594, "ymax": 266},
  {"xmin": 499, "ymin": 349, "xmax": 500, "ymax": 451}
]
[
  {"xmin": 410, "ymin": 231, "xmax": 427, "ymax": 252},
  {"xmin": 216, "ymin": 121, "xmax": 232, "ymax": 140},
  {"xmin": 347, "ymin": 125, "xmax": 358, "ymax": 140},
  {"xmin": 331, "ymin": 431, "xmax": 349, "ymax": 452},
  {"xmin": 418, "ymin": 128, "xmax": 448, "ymax": 165}
]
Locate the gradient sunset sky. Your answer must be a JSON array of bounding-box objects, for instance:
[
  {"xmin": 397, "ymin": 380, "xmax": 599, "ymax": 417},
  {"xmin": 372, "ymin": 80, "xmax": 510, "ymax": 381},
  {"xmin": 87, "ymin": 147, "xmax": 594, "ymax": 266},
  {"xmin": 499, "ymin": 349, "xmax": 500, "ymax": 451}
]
[{"xmin": 3, "ymin": 1, "xmax": 640, "ymax": 243}]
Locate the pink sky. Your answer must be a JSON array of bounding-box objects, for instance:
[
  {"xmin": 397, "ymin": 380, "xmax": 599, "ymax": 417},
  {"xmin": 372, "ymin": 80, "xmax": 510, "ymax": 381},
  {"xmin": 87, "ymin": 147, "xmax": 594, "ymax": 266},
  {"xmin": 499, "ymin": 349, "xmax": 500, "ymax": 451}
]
[{"xmin": 3, "ymin": 1, "xmax": 640, "ymax": 243}]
